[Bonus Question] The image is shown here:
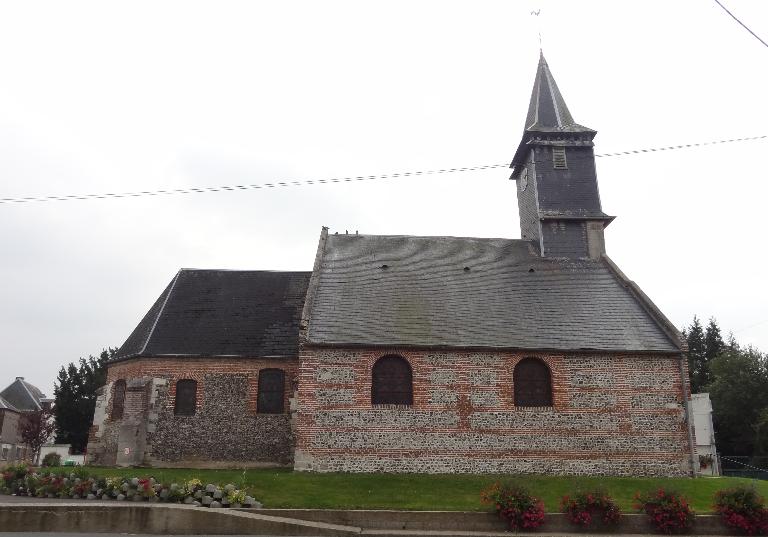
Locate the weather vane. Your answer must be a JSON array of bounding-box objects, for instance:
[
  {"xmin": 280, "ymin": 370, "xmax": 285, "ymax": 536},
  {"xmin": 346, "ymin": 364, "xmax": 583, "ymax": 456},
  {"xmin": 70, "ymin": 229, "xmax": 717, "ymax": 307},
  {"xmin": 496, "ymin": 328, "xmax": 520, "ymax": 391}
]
[{"xmin": 530, "ymin": 7, "xmax": 542, "ymax": 50}]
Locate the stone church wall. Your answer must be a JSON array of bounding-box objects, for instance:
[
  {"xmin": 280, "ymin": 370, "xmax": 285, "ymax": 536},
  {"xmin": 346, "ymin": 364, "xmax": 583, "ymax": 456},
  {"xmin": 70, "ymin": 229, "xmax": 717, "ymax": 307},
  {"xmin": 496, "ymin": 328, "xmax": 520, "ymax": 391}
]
[
  {"xmin": 294, "ymin": 348, "xmax": 694, "ymax": 476},
  {"xmin": 86, "ymin": 357, "xmax": 297, "ymax": 468}
]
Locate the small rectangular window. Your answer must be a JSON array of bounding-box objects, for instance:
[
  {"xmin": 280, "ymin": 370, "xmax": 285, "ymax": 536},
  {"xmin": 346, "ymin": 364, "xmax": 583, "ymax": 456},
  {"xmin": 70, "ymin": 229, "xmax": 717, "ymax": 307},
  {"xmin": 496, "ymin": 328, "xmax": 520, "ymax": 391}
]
[
  {"xmin": 174, "ymin": 379, "xmax": 198, "ymax": 416},
  {"xmin": 553, "ymin": 147, "xmax": 567, "ymax": 169},
  {"xmin": 257, "ymin": 369, "xmax": 285, "ymax": 414}
]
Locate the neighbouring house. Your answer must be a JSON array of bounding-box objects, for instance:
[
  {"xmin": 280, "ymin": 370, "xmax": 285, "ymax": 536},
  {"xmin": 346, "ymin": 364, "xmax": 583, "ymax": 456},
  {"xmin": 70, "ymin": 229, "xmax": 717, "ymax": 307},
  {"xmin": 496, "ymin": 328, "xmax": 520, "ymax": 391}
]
[
  {"xmin": 691, "ymin": 393, "xmax": 720, "ymax": 476},
  {"xmin": 87, "ymin": 53, "xmax": 696, "ymax": 476},
  {"xmin": 0, "ymin": 377, "xmax": 53, "ymax": 464}
]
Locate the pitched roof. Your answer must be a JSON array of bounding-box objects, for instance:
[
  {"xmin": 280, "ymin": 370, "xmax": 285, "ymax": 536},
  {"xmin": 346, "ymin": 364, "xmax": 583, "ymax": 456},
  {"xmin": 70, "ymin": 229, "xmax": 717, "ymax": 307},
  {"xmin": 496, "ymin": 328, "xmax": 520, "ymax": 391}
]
[
  {"xmin": 0, "ymin": 394, "xmax": 19, "ymax": 412},
  {"xmin": 115, "ymin": 269, "xmax": 312, "ymax": 361},
  {"xmin": 0, "ymin": 378, "xmax": 46, "ymax": 411},
  {"xmin": 305, "ymin": 233, "xmax": 681, "ymax": 353}
]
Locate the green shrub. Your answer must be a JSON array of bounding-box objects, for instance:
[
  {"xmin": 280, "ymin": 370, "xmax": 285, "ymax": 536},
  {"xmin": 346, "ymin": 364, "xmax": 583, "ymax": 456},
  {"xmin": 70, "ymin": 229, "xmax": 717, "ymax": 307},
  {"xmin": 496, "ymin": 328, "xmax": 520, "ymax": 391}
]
[
  {"xmin": 41, "ymin": 453, "xmax": 62, "ymax": 467},
  {"xmin": 481, "ymin": 482, "xmax": 545, "ymax": 530},
  {"xmin": 714, "ymin": 485, "xmax": 768, "ymax": 535},
  {"xmin": 635, "ymin": 488, "xmax": 695, "ymax": 534},
  {"xmin": 561, "ymin": 489, "xmax": 621, "ymax": 528}
]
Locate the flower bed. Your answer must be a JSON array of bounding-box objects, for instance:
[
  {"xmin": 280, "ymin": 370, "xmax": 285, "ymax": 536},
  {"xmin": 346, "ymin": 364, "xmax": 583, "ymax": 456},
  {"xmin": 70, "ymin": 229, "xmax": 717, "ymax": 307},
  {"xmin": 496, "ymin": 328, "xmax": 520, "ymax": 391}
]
[
  {"xmin": 561, "ymin": 490, "xmax": 621, "ymax": 529},
  {"xmin": 1, "ymin": 464, "xmax": 260, "ymax": 508},
  {"xmin": 481, "ymin": 482, "xmax": 545, "ymax": 531},
  {"xmin": 634, "ymin": 488, "xmax": 695, "ymax": 534},
  {"xmin": 714, "ymin": 485, "xmax": 768, "ymax": 535}
]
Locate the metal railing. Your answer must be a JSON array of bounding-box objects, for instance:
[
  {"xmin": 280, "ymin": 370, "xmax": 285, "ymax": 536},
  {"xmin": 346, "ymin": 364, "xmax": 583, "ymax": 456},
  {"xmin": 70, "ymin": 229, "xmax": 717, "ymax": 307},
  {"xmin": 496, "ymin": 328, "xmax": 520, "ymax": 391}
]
[{"xmin": 719, "ymin": 455, "xmax": 768, "ymax": 480}]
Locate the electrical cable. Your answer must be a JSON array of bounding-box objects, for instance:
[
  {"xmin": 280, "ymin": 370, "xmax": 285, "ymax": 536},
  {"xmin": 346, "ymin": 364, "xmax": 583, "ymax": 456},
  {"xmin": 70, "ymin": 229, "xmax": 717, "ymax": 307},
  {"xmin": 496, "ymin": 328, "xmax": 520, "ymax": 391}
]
[{"xmin": 1, "ymin": 134, "xmax": 766, "ymax": 205}]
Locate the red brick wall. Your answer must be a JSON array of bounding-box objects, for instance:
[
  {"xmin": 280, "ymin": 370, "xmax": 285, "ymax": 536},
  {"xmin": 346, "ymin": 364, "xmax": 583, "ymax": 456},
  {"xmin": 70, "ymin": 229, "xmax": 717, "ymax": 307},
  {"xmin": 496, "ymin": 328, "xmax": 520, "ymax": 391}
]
[
  {"xmin": 295, "ymin": 347, "xmax": 694, "ymax": 476},
  {"xmin": 106, "ymin": 357, "xmax": 298, "ymax": 416}
]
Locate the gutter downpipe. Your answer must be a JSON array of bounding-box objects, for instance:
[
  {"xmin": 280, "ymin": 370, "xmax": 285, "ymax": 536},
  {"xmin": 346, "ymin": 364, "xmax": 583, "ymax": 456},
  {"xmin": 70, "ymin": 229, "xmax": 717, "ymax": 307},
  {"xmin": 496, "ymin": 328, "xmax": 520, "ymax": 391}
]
[{"xmin": 678, "ymin": 352, "xmax": 698, "ymax": 477}]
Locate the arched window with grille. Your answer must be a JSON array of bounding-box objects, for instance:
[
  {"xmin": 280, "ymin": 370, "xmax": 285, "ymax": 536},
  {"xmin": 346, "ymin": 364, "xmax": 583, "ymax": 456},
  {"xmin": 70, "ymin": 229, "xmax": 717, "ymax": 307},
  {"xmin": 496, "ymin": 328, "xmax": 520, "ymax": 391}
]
[
  {"xmin": 111, "ymin": 379, "xmax": 126, "ymax": 420},
  {"xmin": 174, "ymin": 379, "xmax": 197, "ymax": 416},
  {"xmin": 257, "ymin": 369, "xmax": 285, "ymax": 414},
  {"xmin": 513, "ymin": 358, "xmax": 553, "ymax": 407},
  {"xmin": 372, "ymin": 355, "xmax": 413, "ymax": 406}
]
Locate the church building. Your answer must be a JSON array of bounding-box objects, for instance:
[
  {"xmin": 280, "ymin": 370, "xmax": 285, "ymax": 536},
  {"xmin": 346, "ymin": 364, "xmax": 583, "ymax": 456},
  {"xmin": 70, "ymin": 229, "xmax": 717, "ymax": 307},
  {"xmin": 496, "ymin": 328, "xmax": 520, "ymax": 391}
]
[{"xmin": 87, "ymin": 54, "xmax": 696, "ymax": 476}]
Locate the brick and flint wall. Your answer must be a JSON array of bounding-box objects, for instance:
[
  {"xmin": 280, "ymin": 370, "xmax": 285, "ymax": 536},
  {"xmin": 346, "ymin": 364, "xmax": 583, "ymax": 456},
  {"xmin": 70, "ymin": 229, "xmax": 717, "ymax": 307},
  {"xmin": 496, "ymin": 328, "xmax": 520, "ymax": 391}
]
[
  {"xmin": 295, "ymin": 347, "xmax": 694, "ymax": 476},
  {"xmin": 87, "ymin": 357, "xmax": 297, "ymax": 468}
]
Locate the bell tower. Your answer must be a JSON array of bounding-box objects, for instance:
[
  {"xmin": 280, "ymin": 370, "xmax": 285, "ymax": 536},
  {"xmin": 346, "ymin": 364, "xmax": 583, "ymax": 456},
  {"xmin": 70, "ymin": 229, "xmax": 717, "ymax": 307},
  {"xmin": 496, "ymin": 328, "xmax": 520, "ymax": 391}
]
[{"xmin": 511, "ymin": 53, "xmax": 614, "ymax": 259}]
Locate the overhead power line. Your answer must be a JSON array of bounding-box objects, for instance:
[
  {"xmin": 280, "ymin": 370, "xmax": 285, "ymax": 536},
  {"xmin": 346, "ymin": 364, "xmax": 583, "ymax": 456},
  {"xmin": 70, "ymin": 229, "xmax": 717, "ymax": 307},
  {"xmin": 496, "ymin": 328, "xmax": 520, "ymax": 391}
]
[
  {"xmin": 713, "ymin": 0, "xmax": 768, "ymax": 50},
  {"xmin": 1, "ymin": 134, "xmax": 766, "ymax": 206}
]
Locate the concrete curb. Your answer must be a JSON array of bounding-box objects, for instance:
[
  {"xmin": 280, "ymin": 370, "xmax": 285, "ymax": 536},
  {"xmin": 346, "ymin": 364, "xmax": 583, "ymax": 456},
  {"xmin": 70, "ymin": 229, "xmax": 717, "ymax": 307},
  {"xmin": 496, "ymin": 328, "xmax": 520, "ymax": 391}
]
[{"xmin": 0, "ymin": 502, "xmax": 735, "ymax": 536}]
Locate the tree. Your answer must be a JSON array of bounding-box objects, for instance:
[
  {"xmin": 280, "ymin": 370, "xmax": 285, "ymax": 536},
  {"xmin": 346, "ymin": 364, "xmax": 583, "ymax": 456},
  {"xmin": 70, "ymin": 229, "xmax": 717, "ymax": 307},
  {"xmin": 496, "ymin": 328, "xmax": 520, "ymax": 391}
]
[
  {"xmin": 53, "ymin": 348, "xmax": 116, "ymax": 453},
  {"xmin": 707, "ymin": 344, "xmax": 768, "ymax": 456},
  {"xmin": 704, "ymin": 318, "xmax": 725, "ymax": 367},
  {"xmin": 684, "ymin": 316, "xmax": 707, "ymax": 392},
  {"xmin": 18, "ymin": 407, "xmax": 56, "ymax": 465}
]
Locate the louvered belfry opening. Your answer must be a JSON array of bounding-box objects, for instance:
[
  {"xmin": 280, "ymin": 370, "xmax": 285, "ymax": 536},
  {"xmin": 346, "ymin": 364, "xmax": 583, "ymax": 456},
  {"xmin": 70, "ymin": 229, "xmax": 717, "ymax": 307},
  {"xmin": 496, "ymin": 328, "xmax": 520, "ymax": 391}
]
[
  {"xmin": 258, "ymin": 369, "xmax": 285, "ymax": 414},
  {"xmin": 514, "ymin": 358, "xmax": 553, "ymax": 407},
  {"xmin": 174, "ymin": 379, "xmax": 197, "ymax": 416},
  {"xmin": 111, "ymin": 379, "xmax": 126, "ymax": 420},
  {"xmin": 372, "ymin": 355, "xmax": 413, "ymax": 406}
]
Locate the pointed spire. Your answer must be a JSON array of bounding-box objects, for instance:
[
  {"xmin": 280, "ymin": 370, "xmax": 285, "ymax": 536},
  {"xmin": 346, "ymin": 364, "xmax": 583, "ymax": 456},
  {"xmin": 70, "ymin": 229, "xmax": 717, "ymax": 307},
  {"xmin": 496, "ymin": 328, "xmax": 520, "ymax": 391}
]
[
  {"xmin": 511, "ymin": 53, "xmax": 596, "ymax": 171},
  {"xmin": 524, "ymin": 52, "xmax": 592, "ymax": 133}
]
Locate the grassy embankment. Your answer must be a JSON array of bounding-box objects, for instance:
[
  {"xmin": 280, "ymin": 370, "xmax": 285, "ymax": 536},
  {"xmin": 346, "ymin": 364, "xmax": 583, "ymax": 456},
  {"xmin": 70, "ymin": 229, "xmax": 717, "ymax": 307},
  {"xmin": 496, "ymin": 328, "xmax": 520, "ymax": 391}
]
[{"xmin": 46, "ymin": 466, "xmax": 768, "ymax": 513}]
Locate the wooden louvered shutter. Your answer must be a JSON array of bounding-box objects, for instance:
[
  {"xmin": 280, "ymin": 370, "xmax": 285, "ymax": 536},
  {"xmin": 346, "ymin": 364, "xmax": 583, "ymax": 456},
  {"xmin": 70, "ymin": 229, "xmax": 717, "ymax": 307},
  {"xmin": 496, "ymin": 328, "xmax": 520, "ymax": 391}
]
[
  {"xmin": 257, "ymin": 369, "xmax": 285, "ymax": 414},
  {"xmin": 174, "ymin": 379, "xmax": 197, "ymax": 416},
  {"xmin": 111, "ymin": 380, "xmax": 126, "ymax": 420},
  {"xmin": 372, "ymin": 355, "xmax": 413, "ymax": 405},
  {"xmin": 514, "ymin": 358, "xmax": 552, "ymax": 407}
]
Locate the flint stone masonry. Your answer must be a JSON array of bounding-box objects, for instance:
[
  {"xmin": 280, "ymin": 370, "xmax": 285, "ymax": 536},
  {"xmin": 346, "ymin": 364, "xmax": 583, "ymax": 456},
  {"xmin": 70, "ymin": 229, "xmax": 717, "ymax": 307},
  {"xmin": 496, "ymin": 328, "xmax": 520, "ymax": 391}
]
[
  {"xmin": 470, "ymin": 371, "xmax": 497, "ymax": 386},
  {"xmin": 430, "ymin": 389, "xmax": 458, "ymax": 405},
  {"xmin": 306, "ymin": 455, "xmax": 690, "ymax": 476},
  {"xmin": 312, "ymin": 430, "xmax": 685, "ymax": 452},
  {"xmin": 628, "ymin": 371, "xmax": 675, "ymax": 388},
  {"xmin": 631, "ymin": 393, "xmax": 680, "ymax": 409},
  {"xmin": 429, "ymin": 370, "xmax": 457, "ymax": 385},
  {"xmin": 570, "ymin": 371, "xmax": 615, "ymax": 388},
  {"xmin": 297, "ymin": 347, "xmax": 694, "ymax": 476},
  {"xmin": 316, "ymin": 366, "xmax": 355, "ymax": 383},
  {"xmin": 569, "ymin": 392, "xmax": 617, "ymax": 409},
  {"xmin": 314, "ymin": 409, "xmax": 459, "ymax": 428},
  {"xmin": 87, "ymin": 357, "xmax": 297, "ymax": 467},
  {"xmin": 316, "ymin": 389, "xmax": 355, "ymax": 406},
  {"xmin": 470, "ymin": 411, "xmax": 619, "ymax": 431}
]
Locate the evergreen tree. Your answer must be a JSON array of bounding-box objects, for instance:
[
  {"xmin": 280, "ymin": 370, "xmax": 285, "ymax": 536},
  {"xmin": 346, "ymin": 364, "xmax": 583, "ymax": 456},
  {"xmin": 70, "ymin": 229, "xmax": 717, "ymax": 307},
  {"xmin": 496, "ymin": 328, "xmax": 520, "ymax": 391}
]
[
  {"xmin": 698, "ymin": 317, "xmax": 725, "ymax": 388},
  {"xmin": 53, "ymin": 348, "xmax": 116, "ymax": 453},
  {"xmin": 708, "ymin": 344, "xmax": 768, "ymax": 456},
  {"xmin": 685, "ymin": 316, "xmax": 707, "ymax": 392}
]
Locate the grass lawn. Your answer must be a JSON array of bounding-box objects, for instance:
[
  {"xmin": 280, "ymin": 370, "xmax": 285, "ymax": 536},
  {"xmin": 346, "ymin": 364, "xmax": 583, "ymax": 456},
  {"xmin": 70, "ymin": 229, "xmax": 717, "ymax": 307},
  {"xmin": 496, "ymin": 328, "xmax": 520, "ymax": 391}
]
[{"xmin": 46, "ymin": 466, "xmax": 768, "ymax": 513}]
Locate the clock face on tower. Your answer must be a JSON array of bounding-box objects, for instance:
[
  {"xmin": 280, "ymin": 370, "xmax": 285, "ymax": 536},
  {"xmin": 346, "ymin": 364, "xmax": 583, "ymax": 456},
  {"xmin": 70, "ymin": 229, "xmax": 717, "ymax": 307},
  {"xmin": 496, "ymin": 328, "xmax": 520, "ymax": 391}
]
[{"xmin": 520, "ymin": 168, "xmax": 528, "ymax": 192}]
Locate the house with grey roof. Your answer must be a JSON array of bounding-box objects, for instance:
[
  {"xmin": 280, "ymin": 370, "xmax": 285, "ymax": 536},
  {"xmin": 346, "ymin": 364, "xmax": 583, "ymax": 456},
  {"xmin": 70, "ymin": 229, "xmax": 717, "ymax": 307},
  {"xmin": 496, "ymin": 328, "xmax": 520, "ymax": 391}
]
[
  {"xmin": 87, "ymin": 54, "xmax": 695, "ymax": 475},
  {"xmin": 0, "ymin": 377, "xmax": 52, "ymax": 463}
]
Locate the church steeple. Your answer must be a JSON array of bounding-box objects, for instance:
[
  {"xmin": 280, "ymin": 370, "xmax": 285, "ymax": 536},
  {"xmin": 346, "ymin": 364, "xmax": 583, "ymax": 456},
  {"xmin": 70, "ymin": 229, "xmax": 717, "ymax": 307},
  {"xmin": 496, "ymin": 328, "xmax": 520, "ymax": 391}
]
[{"xmin": 511, "ymin": 53, "xmax": 614, "ymax": 260}]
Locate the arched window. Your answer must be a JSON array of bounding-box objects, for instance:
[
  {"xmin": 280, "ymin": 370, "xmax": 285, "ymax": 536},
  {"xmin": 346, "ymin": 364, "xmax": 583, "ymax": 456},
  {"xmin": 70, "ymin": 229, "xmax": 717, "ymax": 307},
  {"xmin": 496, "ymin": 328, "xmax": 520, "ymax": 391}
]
[
  {"xmin": 514, "ymin": 358, "xmax": 553, "ymax": 407},
  {"xmin": 174, "ymin": 379, "xmax": 197, "ymax": 416},
  {"xmin": 372, "ymin": 355, "xmax": 413, "ymax": 406},
  {"xmin": 257, "ymin": 369, "xmax": 285, "ymax": 414},
  {"xmin": 111, "ymin": 379, "xmax": 126, "ymax": 420}
]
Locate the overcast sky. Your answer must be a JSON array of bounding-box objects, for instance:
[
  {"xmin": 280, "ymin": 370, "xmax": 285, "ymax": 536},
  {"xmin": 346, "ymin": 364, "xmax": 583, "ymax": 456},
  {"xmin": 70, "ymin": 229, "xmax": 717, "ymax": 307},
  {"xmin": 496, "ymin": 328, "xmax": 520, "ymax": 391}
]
[{"xmin": 1, "ymin": 0, "xmax": 767, "ymax": 396}]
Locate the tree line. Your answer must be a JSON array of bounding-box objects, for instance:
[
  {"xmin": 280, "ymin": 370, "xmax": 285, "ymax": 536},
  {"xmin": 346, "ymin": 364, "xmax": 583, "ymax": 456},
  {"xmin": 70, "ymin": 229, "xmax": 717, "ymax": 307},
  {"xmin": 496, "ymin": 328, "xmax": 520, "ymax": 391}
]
[{"xmin": 684, "ymin": 316, "xmax": 768, "ymax": 458}]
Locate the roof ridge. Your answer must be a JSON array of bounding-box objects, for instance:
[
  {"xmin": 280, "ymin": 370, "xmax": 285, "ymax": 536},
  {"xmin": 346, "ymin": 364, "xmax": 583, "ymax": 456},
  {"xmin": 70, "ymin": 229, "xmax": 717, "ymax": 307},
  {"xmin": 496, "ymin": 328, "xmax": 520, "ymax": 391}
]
[
  {"xmin": 140, "ymin": 269, "xmax": 182, "ymax": 355},
  {"xmin": 600, "ymin": 255, "xmax": 685, "ymax": 352},
  {"xmin": 16, "ymin": 378, "xmax": 41, "ymax": 410},
  {"xmin": 177, "ymin": 268, "xmax": 312, "ymax": 274}
]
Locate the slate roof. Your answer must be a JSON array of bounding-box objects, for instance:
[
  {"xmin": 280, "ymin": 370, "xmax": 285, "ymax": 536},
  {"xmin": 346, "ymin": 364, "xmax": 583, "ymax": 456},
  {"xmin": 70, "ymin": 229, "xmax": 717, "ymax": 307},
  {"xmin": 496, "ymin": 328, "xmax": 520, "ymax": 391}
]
[
  {"xmin": 0, "ymin": 394, "xmax": 19, "ymax": 412},
  {"xmin": 0, "ymin": 378, "xmax": 46, "ymax": 411},
  {"xmin": 305, "ymin": 233, "xmax": 681, "ymax": 353},
  {"xmin": 511, "ymin": 52, "xmax": 597, "ymax": 170},
  {"xmin": 115, "ymin": 269, "xmax": 312, "ymax": 361}
]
